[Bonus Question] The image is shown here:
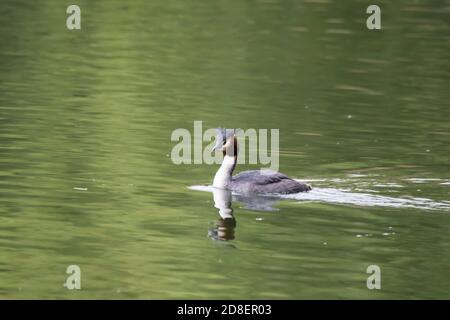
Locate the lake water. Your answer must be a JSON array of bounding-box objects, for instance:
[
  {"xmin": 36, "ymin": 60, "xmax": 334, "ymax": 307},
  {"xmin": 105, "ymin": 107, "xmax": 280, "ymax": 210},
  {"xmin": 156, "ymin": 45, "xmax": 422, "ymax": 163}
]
[{"xmin": 1, "ymin": 0, "xmax": 449, "ymax": 299}]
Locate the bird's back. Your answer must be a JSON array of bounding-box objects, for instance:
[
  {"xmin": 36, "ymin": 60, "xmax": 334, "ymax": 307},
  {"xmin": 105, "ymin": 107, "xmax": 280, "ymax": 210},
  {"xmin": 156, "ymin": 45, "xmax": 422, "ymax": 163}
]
[{"xmin": 230, "ymin": 170, "xmax": 311, "ymax": 194}]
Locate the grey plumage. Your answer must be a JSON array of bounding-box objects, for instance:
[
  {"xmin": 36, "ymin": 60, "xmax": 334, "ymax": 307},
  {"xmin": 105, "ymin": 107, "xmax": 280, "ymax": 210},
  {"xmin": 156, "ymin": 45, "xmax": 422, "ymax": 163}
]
[{"xmin": 230, "ymin": 170, "xmax": 311, "ymax": 194}]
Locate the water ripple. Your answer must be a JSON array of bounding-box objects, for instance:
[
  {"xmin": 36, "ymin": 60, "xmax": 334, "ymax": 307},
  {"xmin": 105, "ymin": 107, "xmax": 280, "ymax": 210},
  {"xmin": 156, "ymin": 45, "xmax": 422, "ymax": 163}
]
[{"xmin": 190, "ymin": 180, "xmax": 450, "ymax": 212}]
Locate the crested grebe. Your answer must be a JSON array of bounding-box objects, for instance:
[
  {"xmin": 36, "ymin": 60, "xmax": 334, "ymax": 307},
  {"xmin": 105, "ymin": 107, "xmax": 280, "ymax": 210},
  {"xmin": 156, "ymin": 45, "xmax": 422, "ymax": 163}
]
[{"xmin": 212, "ymin": 128, "xmax": 311, "ymax": 194}]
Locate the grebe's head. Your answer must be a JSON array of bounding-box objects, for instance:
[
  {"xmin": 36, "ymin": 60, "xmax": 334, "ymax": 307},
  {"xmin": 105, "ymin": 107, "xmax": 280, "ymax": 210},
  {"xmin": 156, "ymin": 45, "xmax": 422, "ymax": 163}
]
[{"xmin": 213, "ymin": 128, "xmax": 239, "ymax": 156}]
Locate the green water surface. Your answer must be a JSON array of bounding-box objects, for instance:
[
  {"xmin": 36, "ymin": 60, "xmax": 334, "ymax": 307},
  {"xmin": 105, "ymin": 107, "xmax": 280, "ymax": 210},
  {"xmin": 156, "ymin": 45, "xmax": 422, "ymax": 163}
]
[{"xmin": 0, "ymin": 0, "xmax": 449, "ymax": 299}]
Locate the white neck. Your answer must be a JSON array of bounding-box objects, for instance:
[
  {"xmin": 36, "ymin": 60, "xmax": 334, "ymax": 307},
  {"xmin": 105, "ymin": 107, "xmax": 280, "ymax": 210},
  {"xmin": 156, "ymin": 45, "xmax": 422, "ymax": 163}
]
[{"xmin": 213, "ymin": 155, "xmax": 236, "ymax": 189}]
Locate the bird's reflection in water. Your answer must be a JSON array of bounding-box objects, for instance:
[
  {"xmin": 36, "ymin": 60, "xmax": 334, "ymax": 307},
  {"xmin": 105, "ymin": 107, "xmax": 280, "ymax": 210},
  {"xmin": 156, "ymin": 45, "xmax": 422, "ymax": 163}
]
[
  {"xmin": 208, "ymin": 188, "xmax": 236, "ymax": 241},
  {"xmin": 208, "ymin": 188, "xmax": 282, "ymax": 242}
]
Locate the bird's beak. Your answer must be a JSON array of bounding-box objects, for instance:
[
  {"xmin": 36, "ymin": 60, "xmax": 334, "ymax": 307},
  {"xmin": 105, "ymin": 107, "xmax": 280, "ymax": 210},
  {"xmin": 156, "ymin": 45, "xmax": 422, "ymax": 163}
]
[
  {"xmin": 213, "ymin": 139, "xmax": 224, "ymax": 152},
  {"xmin": 213, "ymin": 137, "xmax": 233, "ymax": 152},
  {"xmin": 214, "ymin": 131, "xmax": 228, "ymax": 151},
  {"xmin": 213, "ymin": 128, "xmax": 224, "ymax": 152},
  {"xmin": 213, "ymin": 128, "xmax": 236, "ymax": 152}
]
